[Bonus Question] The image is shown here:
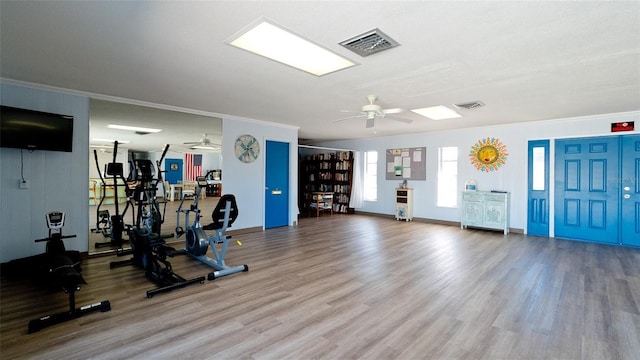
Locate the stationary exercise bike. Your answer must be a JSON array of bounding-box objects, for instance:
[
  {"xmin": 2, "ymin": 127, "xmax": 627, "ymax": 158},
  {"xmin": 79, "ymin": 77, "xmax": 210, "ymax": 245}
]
[
  {"xmin": 175, "ymin": 176, "xmax": 248, "ymax": 281},
  {"xmin": 9, "ymin": 212, "xmax": 111, "ymax": 333}
]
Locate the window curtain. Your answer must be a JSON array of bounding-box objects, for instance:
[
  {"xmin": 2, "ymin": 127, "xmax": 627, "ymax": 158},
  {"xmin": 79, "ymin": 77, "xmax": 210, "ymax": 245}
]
[{"xmin": 349, "ymin": 151, "xmax": 363, "ymax": 208}]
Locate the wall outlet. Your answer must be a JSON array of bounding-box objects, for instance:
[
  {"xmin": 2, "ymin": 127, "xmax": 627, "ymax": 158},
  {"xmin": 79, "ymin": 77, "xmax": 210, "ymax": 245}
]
[{"xmin": 19, "ymin": 179, "xmax": 29, "ymax": 189}]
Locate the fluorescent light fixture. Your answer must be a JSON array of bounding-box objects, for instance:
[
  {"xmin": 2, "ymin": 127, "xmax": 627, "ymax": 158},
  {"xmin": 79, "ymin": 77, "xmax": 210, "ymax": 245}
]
[
  {"xmin": 92, "ymin": 138, "xmax": 130, "ymax": 144},
  {"xmin": 108, "ymin": 124, "xmax": 162, "ymax": 133},
  {"xmin": 191, "ymin": 145, "xmax": 219, "ymax": 150},
  {"xmin": 411, "ymin": 105, "xmax": 462, "ymax": 120},
  {"xmin": 228, "ymin": 19, "xmax": 356, "ymax": 76}
]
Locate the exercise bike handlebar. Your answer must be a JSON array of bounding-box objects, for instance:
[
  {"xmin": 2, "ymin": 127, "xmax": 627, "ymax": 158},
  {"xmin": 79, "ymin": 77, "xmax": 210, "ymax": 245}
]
[{"xmin": 34, "ymin": 234, "xmax": 77, "ymax": 242}]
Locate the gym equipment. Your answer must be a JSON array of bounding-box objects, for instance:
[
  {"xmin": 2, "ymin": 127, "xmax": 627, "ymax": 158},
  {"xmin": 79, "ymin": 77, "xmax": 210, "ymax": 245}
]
[
  {"xmin": 9, "ymin": 212, "xmax": 111, "ymax": 333},
  {"xmin": 176, "ymin": 176, "xmax": 248, "ymax": 281},
  {"xmin": 94, "ymin": 209, "xmax": 112, "ymax": 238},
  {"xmin": 111, "ymin": 145, "xmax": 205, "ymax": 297},
  {"xmin": 92, "ymin": 141, "xmax": 134, "ymax": 249}
]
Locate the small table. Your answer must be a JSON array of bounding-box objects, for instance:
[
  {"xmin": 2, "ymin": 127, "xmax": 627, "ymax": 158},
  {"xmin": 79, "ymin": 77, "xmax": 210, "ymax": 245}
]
[{"xmin": 308, "ymin": 192, "xmax": 334, "ymax": 217}]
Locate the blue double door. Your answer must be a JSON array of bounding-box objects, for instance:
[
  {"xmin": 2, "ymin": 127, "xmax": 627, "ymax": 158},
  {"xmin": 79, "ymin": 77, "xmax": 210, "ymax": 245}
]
[{"xmin": 553, "ymin": 134, "xmax": 640, "ymax": 246}]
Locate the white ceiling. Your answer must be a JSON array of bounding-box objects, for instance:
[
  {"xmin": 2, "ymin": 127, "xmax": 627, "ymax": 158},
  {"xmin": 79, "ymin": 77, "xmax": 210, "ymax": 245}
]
[{"xmin": 1, "ymin": 1, "xmax": 639, "ymax": 152}]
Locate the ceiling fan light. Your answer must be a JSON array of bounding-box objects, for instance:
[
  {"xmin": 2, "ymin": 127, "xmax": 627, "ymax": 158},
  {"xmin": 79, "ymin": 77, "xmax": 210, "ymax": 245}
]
[
  {"xmin": 411, "ymin": 105, "xmax": 462, "ymax": 120},
  {"xmin": 366, "ymin": 118, "xmax": 375, "ymax": 128}
]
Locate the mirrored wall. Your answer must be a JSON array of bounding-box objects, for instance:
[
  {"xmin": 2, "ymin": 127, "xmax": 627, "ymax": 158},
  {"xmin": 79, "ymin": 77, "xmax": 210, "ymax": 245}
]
[{"xmin": 88, "ymin": 99, "xmax": 222, "ymax": 255}]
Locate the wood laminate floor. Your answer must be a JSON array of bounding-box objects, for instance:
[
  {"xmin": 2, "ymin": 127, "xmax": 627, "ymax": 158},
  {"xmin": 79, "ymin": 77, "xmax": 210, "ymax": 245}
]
[{"xmin": 2, "ymin": 214, "xmax": 640, "ymax": 359}]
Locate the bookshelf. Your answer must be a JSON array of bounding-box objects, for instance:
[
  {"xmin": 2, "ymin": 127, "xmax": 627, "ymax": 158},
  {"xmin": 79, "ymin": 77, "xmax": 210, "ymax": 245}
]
[{"xmin": 299, "ymin": 151, "xmax": 354, "ymax": 216}]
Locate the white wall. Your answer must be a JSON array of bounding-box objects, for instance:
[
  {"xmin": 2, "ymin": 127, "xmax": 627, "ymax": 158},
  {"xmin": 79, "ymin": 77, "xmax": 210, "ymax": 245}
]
[
  {"xmin": 316, "ymin": 111, "xmax": 640, "ymax": 233},
  {"xmin": 1, "ymin": 83, "xmax": 90, "ymax": 262},
  {"xmin": 222, "ymin": 117, "xmax": 299, "ymax": 230},
  {"xmin": 202, "ymin": 152, "xmax": 221, "ymax": 174}
]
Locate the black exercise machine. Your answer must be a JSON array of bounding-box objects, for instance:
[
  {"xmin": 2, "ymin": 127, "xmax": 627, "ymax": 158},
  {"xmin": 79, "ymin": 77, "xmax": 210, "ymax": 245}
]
[
  {"xmin": 92, "ymin": 141, "xmax": 134, "ymax": 249},
  {"xmin": 8, "ymin": 211, "xmax": 111, "ymax": 333},
  {"xmin": 176, "ymin": 176, "xmax": 248, "ymax": 281},
  {"xmin": 111, "ymin": 145, "xmax": 205, "ymax": 297}
]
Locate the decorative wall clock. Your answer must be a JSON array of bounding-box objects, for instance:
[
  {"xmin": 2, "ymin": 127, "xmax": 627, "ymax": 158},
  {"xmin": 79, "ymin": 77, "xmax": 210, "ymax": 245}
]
[
  {"xmin": 234, "ymin": 134, "xmax": 260, "ymax": 163},
  {"xmin": 469, "ymin": 137, "xmax": 508, "ymax": 172}
]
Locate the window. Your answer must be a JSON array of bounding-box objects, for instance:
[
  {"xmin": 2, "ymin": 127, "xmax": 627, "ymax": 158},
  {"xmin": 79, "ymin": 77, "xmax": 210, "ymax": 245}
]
[
  {"xmin": 532, "ymin": 146, "xmax": 545, "ymax": 191},
  {"xmin": 437, "ymin": 146, "xmax": 458, "ymax": 207},
  {"xmin": 364, "ymin": 151, "xmax": 378, "ymax": 201}
]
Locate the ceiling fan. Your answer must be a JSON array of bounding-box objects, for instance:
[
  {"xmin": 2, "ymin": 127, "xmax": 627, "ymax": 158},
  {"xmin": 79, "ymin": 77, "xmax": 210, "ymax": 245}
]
[
  {"xmin": 183, "ymin": 134, "xmax": 220, "ymax": 149},
  {"xmin": 332, "ymin": 94, "xmax": 413, "ymax": 128}
]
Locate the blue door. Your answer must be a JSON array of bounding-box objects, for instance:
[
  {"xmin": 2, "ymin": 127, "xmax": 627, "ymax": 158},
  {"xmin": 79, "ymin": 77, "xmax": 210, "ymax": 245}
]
[
  {"xmin": 527, "ymin": 140, "xmax": 550, "ymax": 236},
  {"xmin": 621, "ymin": 135, "xmax": 640, "ymax": 246},
  {"xmin": 265, "ymin": 141, "xmax": 289, "ymax": 228},
  {"xmin": 555, "ymin": 136, "xmax": 620, "ymax": 244},
  {"xmin": 165, "ymin": 158, "xmax": 183, "ymax": 184},
  {"xmin": 555, "ymin": 135, "xmax": 640, "ymax": 246}
]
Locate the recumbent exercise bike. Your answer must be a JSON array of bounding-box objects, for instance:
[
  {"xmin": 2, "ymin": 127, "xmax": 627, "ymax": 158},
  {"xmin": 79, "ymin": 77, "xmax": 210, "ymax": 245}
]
[{"xmin": 175, "ymin": 176, "xmax": 248, "ymax": 281}]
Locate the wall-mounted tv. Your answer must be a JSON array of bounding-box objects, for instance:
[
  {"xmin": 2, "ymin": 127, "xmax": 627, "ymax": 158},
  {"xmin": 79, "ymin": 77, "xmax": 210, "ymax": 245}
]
[{"xmin": 0, "ymin": 105, "xmax": 74, "ymax": 152}]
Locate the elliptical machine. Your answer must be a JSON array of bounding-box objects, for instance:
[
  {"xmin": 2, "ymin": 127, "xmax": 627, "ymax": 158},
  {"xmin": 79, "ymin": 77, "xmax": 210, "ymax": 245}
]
[
  {"xmin": 92, "ymin": 141, "xmax": 134, "ymax": 249},
  {"xmin": 111, "ymin": 145, "xmax": 205, "ymax": 297},
  {"xmin": 176, "ymin": 176, "xmax": 248, "ymax": 281},
  {"xmin": 9, "ymin": 212, "xmax": 111, "ymax": 333}
]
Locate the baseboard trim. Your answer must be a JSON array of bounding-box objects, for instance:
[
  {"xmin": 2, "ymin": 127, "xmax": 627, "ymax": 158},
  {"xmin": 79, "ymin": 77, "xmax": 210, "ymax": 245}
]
[{"xmin": 352, "ymin": 210, "xmax": 523, "ymax": 234}]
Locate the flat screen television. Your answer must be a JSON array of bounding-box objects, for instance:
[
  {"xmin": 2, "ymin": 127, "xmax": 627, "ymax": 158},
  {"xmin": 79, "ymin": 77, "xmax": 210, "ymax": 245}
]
[{"xmin": 0, "ymin": 105, "xmax": 74, "ymax": 152}]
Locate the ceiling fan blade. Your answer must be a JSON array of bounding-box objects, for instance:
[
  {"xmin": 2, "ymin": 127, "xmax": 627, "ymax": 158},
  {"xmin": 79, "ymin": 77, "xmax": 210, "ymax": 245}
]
[
  {"xmin": 183, "ymin": 141, "xmax": 200, "ymax": 145},
  {"xmin": 331, "ymin": 114, "xmax": 366, "ymax": 123},
  {"xmin": 385, "ymin": 114, "xmax": 413, "ymax": 124}
]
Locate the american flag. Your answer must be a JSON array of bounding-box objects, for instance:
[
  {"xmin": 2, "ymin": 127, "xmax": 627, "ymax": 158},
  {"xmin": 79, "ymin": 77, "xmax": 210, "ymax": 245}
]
[{"xmin": 185, "ymin": 153, "xmax": 202, "ymax": 181}]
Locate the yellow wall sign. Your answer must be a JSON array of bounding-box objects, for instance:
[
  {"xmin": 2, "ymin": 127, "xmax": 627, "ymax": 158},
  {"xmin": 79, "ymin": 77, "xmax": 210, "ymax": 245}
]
[{"xmin": 469, "ymin": 137, "xmax": 508, "ymax": 172}]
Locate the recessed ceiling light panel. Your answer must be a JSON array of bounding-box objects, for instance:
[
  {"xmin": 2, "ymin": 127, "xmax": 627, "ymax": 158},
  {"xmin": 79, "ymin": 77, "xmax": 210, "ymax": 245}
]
[
  {"xmin": 108, "ymin": 124, "xmax": 162, "ymax": 133},
  {"xmin": 411, "ymin": 105, "xmax": 462, "ymax": 120},
  {"xmin": 92, "ymin": 138, "xmax": 131, "ymax": 144},
  {"xmin": 191, "ymin": 145, "xmax": 219, "ymax": 150},
  {"xmin": 227, "ymin": 19, "xmax": 356, "ymax": 76}
]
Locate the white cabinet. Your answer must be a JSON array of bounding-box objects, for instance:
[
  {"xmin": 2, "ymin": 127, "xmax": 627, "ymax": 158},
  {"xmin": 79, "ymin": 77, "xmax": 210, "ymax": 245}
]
[
  {"xmin": 461, "ymin": 191, "xmax": 509, "ymax": 234},
  {"xmin": 395, "ymin": 188, "xmax": 414, "ymax": 221}
]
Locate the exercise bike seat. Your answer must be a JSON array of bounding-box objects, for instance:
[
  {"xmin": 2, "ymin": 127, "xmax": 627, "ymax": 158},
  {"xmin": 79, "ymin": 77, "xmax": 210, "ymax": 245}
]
[
  {"xmin": 202, "ymin": 194, "xmax": 238, "ymax": 231},
  {"xmin": 46, "ymin": 253, "xmax": 86, "ymax": 291}
]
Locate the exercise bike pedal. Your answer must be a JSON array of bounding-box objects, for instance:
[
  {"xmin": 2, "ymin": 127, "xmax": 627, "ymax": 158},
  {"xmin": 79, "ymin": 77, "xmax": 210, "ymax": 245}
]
[{"xmin": 175, "ymin": 227, "xmax": 185, "ymax": 237}]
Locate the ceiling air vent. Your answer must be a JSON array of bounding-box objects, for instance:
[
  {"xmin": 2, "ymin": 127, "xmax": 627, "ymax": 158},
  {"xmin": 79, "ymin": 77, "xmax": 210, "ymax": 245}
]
[
  {"xmin": 340, "ymin": 28, "xmax": 399, "ymax": 57},
  {"xmin": 454, "ymin": 101, "xmax": 485, "ymax": 110}
]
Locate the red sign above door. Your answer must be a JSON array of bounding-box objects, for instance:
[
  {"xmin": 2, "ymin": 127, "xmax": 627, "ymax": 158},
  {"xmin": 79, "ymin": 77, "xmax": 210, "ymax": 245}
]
[{"xmin": 611, "ymin": 121, "xmax": 635, "ymax": 132}]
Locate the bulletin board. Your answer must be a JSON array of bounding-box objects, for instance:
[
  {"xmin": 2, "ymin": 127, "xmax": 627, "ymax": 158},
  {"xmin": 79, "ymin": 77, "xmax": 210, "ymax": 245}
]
[{"xmin": 385, "ymin": 147, "xmax": 426, "ymax": 180}]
